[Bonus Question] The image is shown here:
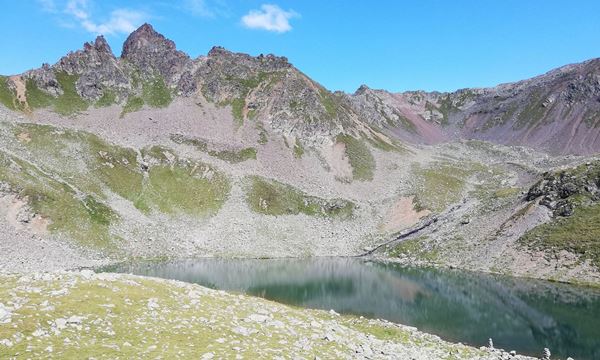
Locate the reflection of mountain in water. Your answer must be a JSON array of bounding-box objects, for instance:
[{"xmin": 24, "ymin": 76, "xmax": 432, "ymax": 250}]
[{"xmin": 107, "ymin": 258, "xmax": 600, "ymax": 360}]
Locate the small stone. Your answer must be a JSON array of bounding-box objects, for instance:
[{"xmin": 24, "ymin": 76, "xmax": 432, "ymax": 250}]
[
  {"xmin": 0, "ymin": 304, "xmax": 11, "ymax": 324},
  {"xmin": 80, "ymin": 269, "xmax": 94, "ymax": 279},
  {"xmin": 55, "ymin": 318, "xmax": 67, "ymax": 330},
  {"xmin": 246, "ymin": 313, "xmax": 269, "ymax": 323},
  {"xmin": 201, "ymin": 353, "xmax": 215, "ymax": 359}
]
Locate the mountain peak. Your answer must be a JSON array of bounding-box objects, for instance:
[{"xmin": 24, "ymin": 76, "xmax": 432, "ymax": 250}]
[
  {"xmin": 83, "ymin": 35, "xmax": 112, "ymax": 55},
  {"xmin": 121, "ymin": 23, "xmax": 176, "ymax": 59},
  {"xmin": 121, "ymin": 23, "xmax": 190, "ymax": 82}
]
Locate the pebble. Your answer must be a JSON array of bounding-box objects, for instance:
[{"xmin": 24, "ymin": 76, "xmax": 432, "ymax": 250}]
[{"xmin": 0, "ymin": 303, "xmax": 11, "ymax": 324}]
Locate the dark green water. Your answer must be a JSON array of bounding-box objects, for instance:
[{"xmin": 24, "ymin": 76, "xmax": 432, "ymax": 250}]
[{"xmin": 103, "ymin": 258, "xmax": 600, "ymax": 359}]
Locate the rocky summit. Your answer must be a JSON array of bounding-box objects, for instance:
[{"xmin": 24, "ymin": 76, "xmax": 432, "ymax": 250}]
[{"xmin": 0, "ymin": 22, "xmax": 599, "ymax": 359}]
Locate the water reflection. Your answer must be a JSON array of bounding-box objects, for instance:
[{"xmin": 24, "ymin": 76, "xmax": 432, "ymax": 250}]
[{"xmin": 103, "ymin": 258, "xmax": 600, "ymax": 359}]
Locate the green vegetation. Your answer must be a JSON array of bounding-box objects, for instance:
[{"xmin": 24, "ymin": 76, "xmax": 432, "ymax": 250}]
[
  {"xmin": 230, "ymin": 98, "xmax": 245, "ymax": 125},
  {"xmin": 246, "ymin": 176, "xmax": 354, "ymax": 219},
  {"xmin": 0, "ymin": 150, "xmax": 117, "ymax": 250},
  {"xmin": 514, "ymin": 90, "xmax": 549, "ymax": 130},
  {"xmin": 362, "ymin": 131, "xmax": 405, "ymax": 152},
  {"xmin": 293, "ymin": 140, "xmax": 304, "ymax": 159},
  {"xmin": 411, "ymin": 163, "xmax": 470, "ymax": 212},
  {"xmin": 53, "ymin": 71, "xmax": 89, "ymax": 116},
  {"xmin": 336, "ymin": 134, "xmax": 375, "ymax": 181},
  {"xmin": 25, "ymin": 79, "xmax": 53, "ymax": 109},
  {"xmin": 493, "ymin": 187, "xmax": 520, "ymax": 199},
  {"xmin": 139, "ymin": 147, "xmax": 231, "ymax": 216},
  {"xmin": 0, "ymin": 76, "xmax": 17, "ymax": 110},
  {"xmin": 120, "ymin": 76, "xmax": 172, "ymax": 116},
  {"xmin": 319, "ymin": 88, "xmax": 338, "ymax": 119},
  {"xmin": 256, "ymin": 123, "xmax": 269, "ymax": 145},
  {"xmin": 0, "ymin": 123, "xmax": 231, "ymax": 248},
  {"xmin": 171, "ymin": 134, "xmax": 257, "ymax": 163},
  {"xmin": 215, "ymin": 71, "xmax": 282, "ymax": 125},
  {"xmin": 520, "ymin": 203, "xmax": 600, "ymax": 267},
  {"xmin": 142, "ymin": 77, "xmax": 172, "ymax": 108},
  {"xmin": 0, "ymin": 273, "xmax": 486, "ymax": 359},
  {"xmin": 395, "ymin": 113, "xmax": 418, "ymax": 133},
  {"xmin": 436, "ymin": 95, "xmax": 458, "ymax": 126},
  {"xmin": 388, "ymin": 236, "xmax": 439, "ymax": 262},
  {"xmin": 121, "ymin": 96, "xmax": 144, "ymax": 117},
  {"xmin": 95, "ymin": 89, "xmax": 117, "ymax": 108}
]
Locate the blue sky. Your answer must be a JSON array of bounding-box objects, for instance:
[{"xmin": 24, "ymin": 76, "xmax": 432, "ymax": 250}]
[{"xmin": 1, "ymin": 1, "xmax": 599, "ymax": 93}]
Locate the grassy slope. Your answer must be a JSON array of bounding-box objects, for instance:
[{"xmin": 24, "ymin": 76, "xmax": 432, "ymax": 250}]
[
  {"xmin": 246, "ymin": 176, "xmax": 354, "ymax": 219},
  {"xmin": 0, "ymin": 272, "xmax": 491, "ymax": 359},
  {"xmin": 171, "ymin": 134, "xmax": 257, "ymax": 164},
  {"xmin": 336, "ymin": 134, "xmax": 375, "ymax": 181},
  {"xmin": 519, "ymin": 161, "xmax": 600, "ymax": 268},
  {"xmin": 520, "ymin": 204, "xmax": 600, "ymax": 267},
  {"xmin": 0, "ymin": 122, "xmax": 230, "ymax": 250}
]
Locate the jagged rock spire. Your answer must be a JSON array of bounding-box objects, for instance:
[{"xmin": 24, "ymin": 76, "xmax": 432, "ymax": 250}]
[{"xmin": 121, "ymin": 23, "xmax": 190, "ymax": 83}]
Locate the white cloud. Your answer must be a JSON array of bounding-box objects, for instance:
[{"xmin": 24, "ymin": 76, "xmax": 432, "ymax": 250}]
[
  {"xmin": 39, "ymin": 0, "xmax": 147, "ymax": 36},
  {"xmin": 241, "ymin": 4, "xmax": 298, "ymax": 33}
]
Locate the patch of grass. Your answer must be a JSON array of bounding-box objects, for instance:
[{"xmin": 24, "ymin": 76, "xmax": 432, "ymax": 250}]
[
  {"xmin": 141, "ymin": 157, "xmax": 230, "ymax": 216},
  {"xmin": 230, "ymin": 98, "xmax": 245, "ymax": 125},
  {"xmin": 139, "ymin": 146, "xmax": 231, "ymax": 215},
  {"xmin": 493, "ymin": 187, "xmax": 520, "ymax": 199},
  {"xmin": 25, "ymin": 79, "xmax": 54, "ymax": 109},
  {"xmin": 171, "ymin": 134, "xmax": 257, "ymax": 163},
  {"xmin": 0, "ymin": 272, "xmax": 486, "ymax": 359},
  {"xmin": 246, "ymin": 176, "xmax": 354, "ymax": 219},
  {"xmin": 53, "ymin": 71, "xmax": 88, "ymax": 116},
  {"xmin": 121, "ymin": 96, "xmax": 144, "ymax": 117},
  {"xmin": 437, "ymin": 95, "xmax": 457, "ymax": 125},
  {"xmin": 0, "ymin": 150, "xmax": 117, "ymax": 250},
  {"xmin": 142, "ymin": 77, "xmax": 172, "ymax": 108},
  {"xmin": 336, "ymin": 134, "xmax": 375, "ymax": 181},
  {"xmin": 362, "ymin": 131, "xmax": 405, "ymax": 152},
  {"xmin": 293, "ymin": 140, "xmax": 304, "ymax": 159},
  {"xmin": 514, "ymin": 89, "xmax": 549, "ymax": 130},
  {"xmin": 2, "ymin": 123, "xmax": 230, "ymax": 248},
  {"xmin": 256, "ymin": 123, "xmax": 269, "ymax": 145},
  {"xmin": 388, "ymin": 236, "xmax": 438, "ymax": 261},
  {"xmin": 412, "ymin": 162, "xmax": 471, "ymax": 212},
  {"xmin": 0, "ymin": 76, "xmax": 17, "ymax": 110},
  {"xmin": 520, "ymin": 203, "xmax": 600, "ymax": 268},
  {"xmin": 95, "ymin": 89, "xmax": 117, "ymax": 108},
  {"xmin": 216, "ymin": 72, "xmax": 281, "ymax": 124},
  {"xmin": 319, "ymin": 88, "xmax": 338, "ymax": 119}
]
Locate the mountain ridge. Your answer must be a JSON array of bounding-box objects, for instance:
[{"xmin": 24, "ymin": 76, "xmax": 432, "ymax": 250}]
[
  {"xmin": 0, "ymin": 23, "xmax": 599, "ymax": 287},
  {"xmin": 2, "ymin": 23, "xmax": 599, "ymax": 154}
]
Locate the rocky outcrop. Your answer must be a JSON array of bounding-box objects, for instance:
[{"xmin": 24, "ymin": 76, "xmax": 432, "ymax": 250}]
[{"xmin": 525, "ymin": 160, "xmax": 600, "ymax": 216}]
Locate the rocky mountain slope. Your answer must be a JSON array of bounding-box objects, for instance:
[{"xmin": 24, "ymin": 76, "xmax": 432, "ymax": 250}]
[
  {"xmin": 0, "ymin": 23, "xmax": 599, "ymax": 286},
  {"xmin": 348, "ymin": 59, "xmax": 600, "ymax": 155}
]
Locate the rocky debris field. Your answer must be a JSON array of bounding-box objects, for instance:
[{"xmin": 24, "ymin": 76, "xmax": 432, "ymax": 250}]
[{"xmin": 0, "ymin": 271, "xmax": 536, "ymax": 359}]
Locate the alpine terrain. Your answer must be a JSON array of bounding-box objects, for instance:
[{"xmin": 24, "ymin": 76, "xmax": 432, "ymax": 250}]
[{"xmin": 1, "ymin": 24, "xmax": 599, "ymax": 359}]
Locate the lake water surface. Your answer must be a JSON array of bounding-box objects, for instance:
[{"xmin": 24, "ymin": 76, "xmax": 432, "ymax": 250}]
[{"xmin": 103, "ymin": 258, "xmax": 600, "ymax": 359}]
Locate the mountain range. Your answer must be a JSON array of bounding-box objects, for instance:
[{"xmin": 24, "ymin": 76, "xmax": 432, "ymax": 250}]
[{"xmin": 0, "ymin": 23, "xmax": 599, "ymax": 286}]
